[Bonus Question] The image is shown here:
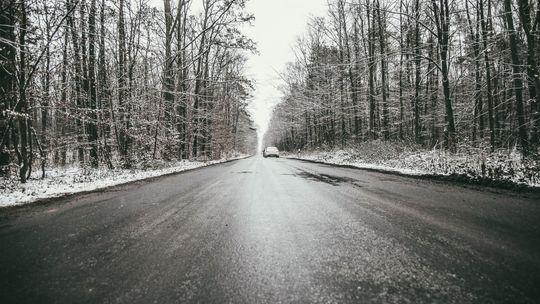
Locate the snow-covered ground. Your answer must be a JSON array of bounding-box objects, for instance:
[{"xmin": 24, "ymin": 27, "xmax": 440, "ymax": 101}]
[
  {"xmin": 0, "ymin": 154, "xmax": 249, "ymax": 207},
  {"xmin": 285, "ymin": 141, "xmax": 540, "ymax": 188}
]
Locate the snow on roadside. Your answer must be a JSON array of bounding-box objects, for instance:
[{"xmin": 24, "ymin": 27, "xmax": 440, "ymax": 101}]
[
  {"xmin": 0, "ymin": 154, "xmax": 249, "ymax": 207},
  {"xmin": 289, "ymin": 149, "xmax": 426, "ymax": 176},
  {"xmin": 285, "ymin": 143, "xmax": 540, "ymax": 188}
]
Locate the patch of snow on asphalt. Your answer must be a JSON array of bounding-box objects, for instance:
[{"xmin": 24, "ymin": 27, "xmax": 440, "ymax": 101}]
[{"xmin": 0, "ymin": 155, "xmax": 248, "ymax": 207}]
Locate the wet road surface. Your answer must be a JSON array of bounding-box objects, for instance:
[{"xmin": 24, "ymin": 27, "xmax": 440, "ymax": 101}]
[{"xmin": 1, "ymin": 156, "xmax": 540, "ymax": 303}]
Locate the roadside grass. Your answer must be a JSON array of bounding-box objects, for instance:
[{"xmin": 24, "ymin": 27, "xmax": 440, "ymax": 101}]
[
  {"xmin": 285, "ymin": 140, "xmax": 540, "ymax": 189},
  {"xmin": 0, "ymin": 152, "xmax": 249, "ymax": 207}
]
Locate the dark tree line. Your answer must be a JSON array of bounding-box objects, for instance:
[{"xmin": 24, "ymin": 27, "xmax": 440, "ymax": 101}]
[
  {"xmin": 265, "ymin": 0, "xmax": 540, "ymax": 158},
  {"xmin": 0, "ymin": 0, "xmax": 257, "ymax": 183}
]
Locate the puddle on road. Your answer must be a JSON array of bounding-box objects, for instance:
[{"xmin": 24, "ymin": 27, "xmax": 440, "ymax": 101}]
[
  {"xmin": 233, "ymin": 171, "xmax": 253, "ymax": 174},
  {"xmin": 296, "ymin": 171, "xmax": 358, "ymax": 186}
]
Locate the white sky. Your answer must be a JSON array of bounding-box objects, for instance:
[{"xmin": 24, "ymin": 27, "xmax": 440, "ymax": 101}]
[
  {"xmin": 149, "ymin": 0, "xmax": 329, "ymax": 148},
  {"xmin": 242, "ymin": 0, "xmax": 328, "ymax": 148}
]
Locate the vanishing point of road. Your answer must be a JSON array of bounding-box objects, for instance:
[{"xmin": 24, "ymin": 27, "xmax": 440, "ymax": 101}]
[{"xmin": 1, "ymin": 156, "xmax": 539, "ymax": 303}]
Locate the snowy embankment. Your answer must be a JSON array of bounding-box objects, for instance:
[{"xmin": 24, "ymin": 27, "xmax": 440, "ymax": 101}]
[
  {"xmin": 0, "ymin": 154, "xmax": 249, "ymax": 207},
  {"xmin": 285, "ymin": 141, "xmax": 540, "ymax": 188}
]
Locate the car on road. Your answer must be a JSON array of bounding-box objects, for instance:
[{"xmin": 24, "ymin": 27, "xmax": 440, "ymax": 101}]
[{"xmin": 263, "ymin": 146, "xmax": 280, "ymax": 158}]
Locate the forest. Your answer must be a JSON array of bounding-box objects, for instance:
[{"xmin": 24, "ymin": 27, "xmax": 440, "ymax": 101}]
[
  {"xmin": 0, "ymin": 0, "xmax": 258, "ymax": 184},
  {"xmin": 264, "ymin": 0, "xmax": 540, "ymax": 181}
]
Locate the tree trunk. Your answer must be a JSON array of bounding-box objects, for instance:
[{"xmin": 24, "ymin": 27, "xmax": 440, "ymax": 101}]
[
  {"xmin": 67, "ymin": 0, "xmax": 86, "ymax": 164},
  {"xmin": 118, "ymin": 0, "xmax": 129, "ymax": 165},
  {"xmin": 163, "ymin": 0, "xmax": 175, "ymax": 159},
  {"xmin": 414, "ymin": 0, "xmax": 422, "ymax": 143},
  {"xmin": 18, "ymin": 0, "xmax": 29, "ymax": 183},
  {"xmin": 503, "ymin": 0, "xmax": 529, "ymax": 154},
  {"xmin": 517, "ymin": 0, "xmax": 540, "ymax": 145},
  {"xmin": 479, "ymin": 0, "xmax": 495, "ymax": 150},
  {"xmin": 432, "ymin": 0, "xmax": 456, "ymax": 151},
  {"xmin": 176, "ymin": 0, "xmax": 188, "ymax": 159},
  {"xmin": 376, "ymin": 0, "xmax": 389, "ymax": 139},
  {"xmin": 366, "ymin": 1, "xmax": 376, "ymax": 139},
  {"xmin": 88, "ymin": 0, "xmax": 99, "ymax": 167},
  {"xmin": 0, "ymin": 0, "xmax": 16, "ymax": 173}
]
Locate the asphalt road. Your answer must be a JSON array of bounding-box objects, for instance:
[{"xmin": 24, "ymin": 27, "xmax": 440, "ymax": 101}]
[{"xmin": 1, "ymin": 156, "xmax": 540, "ymax": 303}]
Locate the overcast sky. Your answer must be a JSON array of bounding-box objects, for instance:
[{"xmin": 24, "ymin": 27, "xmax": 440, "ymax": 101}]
[{"xmin": 242, "ymin": 0, "xmax": 328, "ymax": 144}]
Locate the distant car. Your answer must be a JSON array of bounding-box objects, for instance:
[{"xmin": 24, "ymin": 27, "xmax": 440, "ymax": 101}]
[{"xmin": 263, "ymin": 146, "xmax": 280, "ymax": 158}]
